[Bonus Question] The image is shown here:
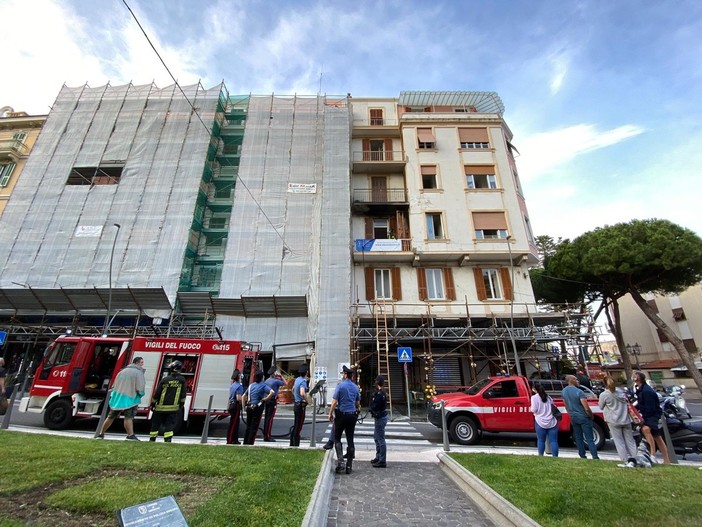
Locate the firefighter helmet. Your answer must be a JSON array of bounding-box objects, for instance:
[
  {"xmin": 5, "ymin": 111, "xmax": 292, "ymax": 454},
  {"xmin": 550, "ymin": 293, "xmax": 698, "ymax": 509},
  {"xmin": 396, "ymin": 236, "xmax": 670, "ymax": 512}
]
[{"xmin": 169, "ymin": 360, "xmax": 183, "ymax": 372}]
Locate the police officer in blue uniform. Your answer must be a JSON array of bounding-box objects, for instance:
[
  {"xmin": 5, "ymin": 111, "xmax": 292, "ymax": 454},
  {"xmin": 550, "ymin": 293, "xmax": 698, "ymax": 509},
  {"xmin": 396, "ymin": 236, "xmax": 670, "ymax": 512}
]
[
  {"xmin": 242, "ymin": 371, "xmax": 273, "ymax": 445},
  {"xmin": 263, "ymin": 366, "xmax": 286, "ymax": 442},
  {"xmin": 290, "ymin": 365, "xmax": 309, "ymax": 446},
  {"xmin": 329, "ymin": 365, "xmax": 361, "ymax": 474}
]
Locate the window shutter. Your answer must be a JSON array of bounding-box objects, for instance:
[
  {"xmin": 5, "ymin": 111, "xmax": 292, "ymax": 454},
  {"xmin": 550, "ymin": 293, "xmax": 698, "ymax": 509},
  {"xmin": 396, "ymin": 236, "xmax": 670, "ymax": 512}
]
[
  {"xmin": 500, "ymin": 268, "xmax": 513, "ymax": 301},
  {"xmin": 362, "ymin": 139, "xmax": 370, "ymax": 161},
  {"xmin": 391, "ymin": 268, "xmax": 402, "ymax": 300},
  {"xmin": 417, "ymin": 128, "xmax": 435, "ymax": 143},
  {"xmin": 384, "ymin": 138, "xmax": 393, "ymax": 161},
  {"xmin": 365, "ymin": 218, "xmax": 373, "ymax": 239},
  {"xmin": 417, "ymin": 268, "xmax": 428, "ymax": 301},
  {"xmin": 458, "ymin": 128, "xmax": 489, "ymax": 143},
  {"xmin": 472, "ymin": 212, "xmax": 507, "ymax": 230},
  {"xmin": 473, "ymin": 268, "xmax": 487, "ymax": 301},
  {"xmin": 464, "ymin": 165, "xmax": 495, "ymax": 175},
  {"xmin": 365, "ymin": 267, "xmax": 375, "ymax": 300},
  {"xmin": 421, "ymin": 165, "xmax": 437, "ymax": 175},
  {"xmin": 389, "ymin": 217, "xmax": 397, "ymax": 237},
  {"xmin": 443, "ymin": 268, "xmax": 456, "ymax": 300}
]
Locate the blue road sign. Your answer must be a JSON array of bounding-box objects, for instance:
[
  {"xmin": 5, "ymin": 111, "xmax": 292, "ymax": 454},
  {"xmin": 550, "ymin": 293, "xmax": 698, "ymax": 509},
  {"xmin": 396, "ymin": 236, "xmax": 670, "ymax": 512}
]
[
  {"xmin": 0, "ymin": 331, "xmax": 6, "ymax": 346},
  {"xmin": 397, "ymin": 347, "xmax": 412, "ymax": 363}
]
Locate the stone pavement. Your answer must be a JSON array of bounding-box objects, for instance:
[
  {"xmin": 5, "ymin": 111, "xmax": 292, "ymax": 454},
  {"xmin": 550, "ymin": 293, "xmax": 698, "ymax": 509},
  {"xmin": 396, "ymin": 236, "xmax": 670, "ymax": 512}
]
[{"xmin": 327, "ymin": 456, "xmax": 495, "ymax": 527}]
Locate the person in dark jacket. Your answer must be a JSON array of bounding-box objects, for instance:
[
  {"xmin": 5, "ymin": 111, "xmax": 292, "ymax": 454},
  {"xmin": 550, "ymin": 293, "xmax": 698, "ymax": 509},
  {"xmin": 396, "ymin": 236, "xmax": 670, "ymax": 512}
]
[
  {"xmin": 369, "ymin": 375, "xmax": 388, "ymax": 468},
  {"xmin": 227, "ymin": 369, "xmax": 244, "ymax": 445},
  {"xmin": 633, "ymin": 370, "xmax": 670, "ymax": 464},
  {"xmin": 329, "ymin": 365, "xmax": 361, "ymax": 474},
  {"xmin": 149, "ymin": 360, "xmax": 187, "ymax": 442},
  {"xmin": 290, "ymin": 365, "xmax": 309, "ymax": 447}
]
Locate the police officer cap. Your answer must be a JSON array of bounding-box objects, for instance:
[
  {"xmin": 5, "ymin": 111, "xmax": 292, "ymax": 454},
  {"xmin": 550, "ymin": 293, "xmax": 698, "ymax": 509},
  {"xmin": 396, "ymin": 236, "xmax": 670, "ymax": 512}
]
[
  {"xmin": 342, "ymin": 365, "xmax": 354, "ymax": 375},
  {"xmin": 375, "ymin": 375, "xmax": 385, "ymax": 385},
  {"xmin": 298, "ymin": 364, "xmax": 309, "ymax": 375},
  {"xmin": 267, "ymin": 365, "xmax": 277, "ymax": 375}
]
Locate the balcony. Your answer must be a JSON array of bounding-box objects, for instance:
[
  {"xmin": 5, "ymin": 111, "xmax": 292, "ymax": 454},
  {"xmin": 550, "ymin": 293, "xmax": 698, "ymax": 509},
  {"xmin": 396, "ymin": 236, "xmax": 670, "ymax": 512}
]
[
  {"xmin": 353, "ymin": 238, "xmax": 414, "ymax": 263},
  {"xmin": 352, "ymin": 118, "xmax": 402, "ymax": 138},
  {"xmin": 352, "ymin": 150, "xmax": 406, "ymax": 173},
  {"xmin": 0, "ymin": 138, "xmax": 29, "ymax": 162},
  {"xmin": 352, "ymin": 188, "xmax": 408, "ymax": 214}
]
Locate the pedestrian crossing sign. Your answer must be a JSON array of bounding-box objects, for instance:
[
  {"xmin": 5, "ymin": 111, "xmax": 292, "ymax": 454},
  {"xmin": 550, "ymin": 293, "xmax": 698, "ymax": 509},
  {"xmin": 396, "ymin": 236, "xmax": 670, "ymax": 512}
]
[{"xmin": 397, "ymin": 347, "xmax": 412, "ymax": 363}]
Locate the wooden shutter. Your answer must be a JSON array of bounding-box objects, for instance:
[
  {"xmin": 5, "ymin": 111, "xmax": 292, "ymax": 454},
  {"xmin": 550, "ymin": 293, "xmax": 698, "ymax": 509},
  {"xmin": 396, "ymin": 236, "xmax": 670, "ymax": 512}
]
[
  {"xmin": 500, "ymin": 268, "xmax": 513, "ymax": 301},
  {"xmin": 369, "ymin": 108, "xmax": 383, "ymax": 125},
  {"xmin": 417, "ymin": 128, "xmax": 435, "ymax": 143},
  {"xmin": 384, "ymin": 138, "xmax": 393, "ymax": 161},
  {"xmin": 472, "ymin": 212, "xmax": 507, "ymax": 230},
  {"xmin": 443, "ymin": 268, "xmax": 456, "ymax": 300},
  {"xmin": 395, "ymin": 211, "xmax": 409, "ymax": 239},
  {"xmin": 365, "ymin": 267, "xmax": 375, "ymax": 300},
  {"xmin": 464, "ymin": 165, "xmax": 495, "ymax": 175},
  {"xmin": 362, "ymin": 138, "xmax": 370, "ymax": 161},
  {"xmin": 421, "ymin": 165, "xmax": 437, "ymax": 175},
  {"xmin": 389, "ymin": 216, "xmax": 397, "ymax": 238},
  {"xmin": 417, "ymin": 268, "xmax": 428, "ymax": 301},
  {"xmin": 391, "ymin": 268, "xmax": 402, "ymax": 300},
  {"xmin": 473, "ymin": 268, "xmax": 487, "ymax": 301},
  {"xmin": 365, "ymin": 218, "xmax": 373, "ymax": 239}
]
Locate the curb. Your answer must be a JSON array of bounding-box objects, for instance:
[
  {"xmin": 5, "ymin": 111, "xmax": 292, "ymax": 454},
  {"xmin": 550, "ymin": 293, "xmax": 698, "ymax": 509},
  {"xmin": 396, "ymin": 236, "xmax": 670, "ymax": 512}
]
[
  {"xmin": 301, "ymin": 449, "xmax": 334, "ymax": 527},
  {"xmin": 437, "ymin": 451, "xmax": 542, "ymax": 527}
]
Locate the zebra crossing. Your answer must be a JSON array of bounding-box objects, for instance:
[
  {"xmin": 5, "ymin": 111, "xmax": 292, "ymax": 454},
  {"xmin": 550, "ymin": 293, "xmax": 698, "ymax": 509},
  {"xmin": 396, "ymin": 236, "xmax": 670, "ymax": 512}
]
[{"xmin": 322, "ymin": 419, "xmax": 434, "ymax": 447}]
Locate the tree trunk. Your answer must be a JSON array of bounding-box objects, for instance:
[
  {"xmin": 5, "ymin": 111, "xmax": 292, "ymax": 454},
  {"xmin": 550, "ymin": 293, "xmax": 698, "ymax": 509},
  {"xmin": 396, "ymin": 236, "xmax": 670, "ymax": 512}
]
[
  {"xmin": 628, "ymin": 287, "xmax": 702, "ymax": 393},
  {"xmin": 603, "ymin": 296, "xmax": 635, "ymax": 387}
]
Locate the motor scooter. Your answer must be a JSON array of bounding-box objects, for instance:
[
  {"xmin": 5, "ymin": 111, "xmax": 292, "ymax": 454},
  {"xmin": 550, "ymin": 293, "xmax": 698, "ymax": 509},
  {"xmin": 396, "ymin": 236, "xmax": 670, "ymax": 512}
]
[{"xmin": 661, "ymin": 398, "xmax": 702, "ymax": 458}]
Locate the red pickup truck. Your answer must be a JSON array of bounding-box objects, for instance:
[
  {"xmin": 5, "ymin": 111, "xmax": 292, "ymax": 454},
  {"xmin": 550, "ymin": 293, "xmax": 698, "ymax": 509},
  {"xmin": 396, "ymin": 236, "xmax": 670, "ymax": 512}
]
[{"xmin": 428, "ymin": 375, "xmax": 608, "ymax": 449}]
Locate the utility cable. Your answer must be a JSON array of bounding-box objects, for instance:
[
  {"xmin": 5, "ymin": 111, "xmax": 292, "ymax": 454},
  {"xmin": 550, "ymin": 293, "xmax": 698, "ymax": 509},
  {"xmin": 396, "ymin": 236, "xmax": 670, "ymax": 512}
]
[{"xmin": 121, "ymin": 0, "xmax": 293, "ymax": 254}]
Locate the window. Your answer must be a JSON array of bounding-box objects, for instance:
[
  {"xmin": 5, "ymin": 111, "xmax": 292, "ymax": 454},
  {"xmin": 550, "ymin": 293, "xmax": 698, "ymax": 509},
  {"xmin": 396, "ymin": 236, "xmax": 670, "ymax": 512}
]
[
  {"xmin": 375, "ymin": 269, "xmax": 392, "ymax": 299},
  {"xmin": 487, "ymin": 380, "xmax": 519, "ymax": 398},
  {"xmin": 473, "ymin": 268, "xmax": 512, "ymax": 301},
  {"xmin": 362, "ymin": 138, "xmax": 393, "ymax": 161},
  {"xmin": 0, "ymin": 162, "xmax": 16, "ymax": 187},
  {"xmin": 465, "ymin": 165, "xmax": 497, "ymax": 189},
  {"xmin": 458, "ymin": 128, "xmax": 490, "ymax": 149},
  {"xmin": 369, "ymin": 108, "xmax": 384, "ymax": 126},
  {"xmin": 373, "ymin": 219, "xmax": 389, "ymax": 239},
  {"xmin": 426, "ymin": 213, "xmax": 444, "ymax": 240},
  {"xmin": 417, "ymin": 268, "xmax": 456, "ymax": 301},
  {"xmin": 365, "ymin": 267, "xmax": 402, "ymax": 300},
  {"xmin": 67, "ymin": 164, "xmax": 124, "ymax": 185},
  {"xmin": 421, "ymin": 165, "xmax": 438, "ymax": 190},
  {"xmin": 472, "ymin": 212, "xmax": 508, "ymax": 240},
  {"xmin": 12, "ymin": 131, "xmax": 27, "ymax": 142},
  {"xmin": 417, "ymin": 128, "xmax": 436, "ymax": 149}
]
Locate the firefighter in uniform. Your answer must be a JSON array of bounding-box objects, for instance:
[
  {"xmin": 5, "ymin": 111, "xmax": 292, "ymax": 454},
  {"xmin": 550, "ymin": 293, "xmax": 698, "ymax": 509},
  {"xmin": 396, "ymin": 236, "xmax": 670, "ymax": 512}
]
[
  {"xmin": 329, "ymin": 365, "xmax": 361, "ymax": 474},
  {"xmin": 290, "ymin": 365, "xmax": 309, "ymax": 447},
  {"xmin": 263, "ymin": 366, "xmax": 286, "ymax": 442},
  {"xmin": 242, "ymin": 371, "xmax": 273, "ymax": 445},
  {"xmin": 149, "ymin": 360, "xmax": 187, "ymax": 442}
]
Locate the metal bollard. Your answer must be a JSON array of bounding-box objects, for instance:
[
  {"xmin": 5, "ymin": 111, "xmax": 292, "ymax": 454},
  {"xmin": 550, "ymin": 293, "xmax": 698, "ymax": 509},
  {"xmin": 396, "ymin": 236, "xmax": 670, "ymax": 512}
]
[
  {"xmin": 94, "ymin": 389, "xmax": 112, "ymax": 438},
  {"xmin": 200, "ymin": 395, "xmax": 214, "ymax": 444},
  {"xmin": 440, "ymin": 400, "xmax": 450, "ymax": 452},
  {"xmin": 1, "ymin": 383, "xmax": 19, "ymax": 430},
  {"xmin": 660, "ymin": 415, "xmax": 679, "ymax": 464},
  {"xmin": 309, "ymin": 398, "xmax": 317, "ymax": 448}
]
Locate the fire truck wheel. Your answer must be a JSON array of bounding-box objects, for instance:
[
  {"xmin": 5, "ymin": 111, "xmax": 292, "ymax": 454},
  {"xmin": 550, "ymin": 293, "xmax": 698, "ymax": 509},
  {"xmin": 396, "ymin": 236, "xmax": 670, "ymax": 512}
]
[
  {"xmin": 44, "ymin": 399, "xmax": 73, "ymax": 430},
  {"xmin": 450, "ymin": 415, "xmax": 480, "ymax": 445}
]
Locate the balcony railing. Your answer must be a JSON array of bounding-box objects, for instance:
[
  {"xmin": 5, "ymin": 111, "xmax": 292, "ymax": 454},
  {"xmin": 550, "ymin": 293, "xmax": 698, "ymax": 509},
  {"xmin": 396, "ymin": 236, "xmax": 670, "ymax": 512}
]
[
  {"xmin": 352, "ymin": 150, "xmax": 405, "ymax": 162},
  {"xmin": 353, "ymin": 188, "xmax": 406, "ymax": 203},
  {"xmin": 354, "ymin": 238, "xmax": 412, "ymax": 252},
  {"xmin": 0, "ymin": 139, "xmax": 29, "ymax": 161},
  {"xmin": 353, "ymin": 118, "xmax": 399, "ymax": 127}
]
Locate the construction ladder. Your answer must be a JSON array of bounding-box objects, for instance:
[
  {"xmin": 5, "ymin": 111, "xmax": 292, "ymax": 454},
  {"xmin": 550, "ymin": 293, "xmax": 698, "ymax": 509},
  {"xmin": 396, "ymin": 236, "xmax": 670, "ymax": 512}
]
[{"xmin": 375, "ymin": 302, "xmax": 393, "ymax": 418}]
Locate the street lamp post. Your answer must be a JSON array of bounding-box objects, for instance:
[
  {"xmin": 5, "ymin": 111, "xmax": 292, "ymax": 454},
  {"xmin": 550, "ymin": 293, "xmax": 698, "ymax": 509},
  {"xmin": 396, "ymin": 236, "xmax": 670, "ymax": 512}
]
[
  {"xmin": 103, "ymin": 223, "xmax": 121, "ymax": 337},
  {"xmin": 626, "ymin": 343, "xmax": 642, "ymax": 370},
  {"xmin": 505, "ymin": 235, "xmax": 522, "ymax": 376}
]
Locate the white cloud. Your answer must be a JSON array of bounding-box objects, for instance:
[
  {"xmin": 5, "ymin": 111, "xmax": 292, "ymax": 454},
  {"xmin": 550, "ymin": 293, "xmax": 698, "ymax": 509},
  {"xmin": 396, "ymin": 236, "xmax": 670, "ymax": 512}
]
[
  {"xmin": 517, "ymin": 123, "xmax": 645, "ymax": 182},
  {"xmin": 548, "ymin": 53, "xmax": 569, "ymax": 94}
]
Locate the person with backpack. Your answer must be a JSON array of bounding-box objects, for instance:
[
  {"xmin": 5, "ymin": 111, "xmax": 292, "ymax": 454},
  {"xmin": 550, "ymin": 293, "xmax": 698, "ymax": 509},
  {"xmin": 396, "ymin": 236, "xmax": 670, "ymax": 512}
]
[{"xmin": 530, "ymin": 383, "xmax": 559, "ymax": 457}]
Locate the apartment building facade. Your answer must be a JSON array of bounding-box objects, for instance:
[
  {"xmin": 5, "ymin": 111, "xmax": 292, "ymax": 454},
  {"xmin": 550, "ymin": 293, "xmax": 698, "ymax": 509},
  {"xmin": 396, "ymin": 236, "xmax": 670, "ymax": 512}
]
[
  {"xmin": 0, "ymin": 107, "xmax": 46, "ymax": 216},
  {"xmin": 0, "ymin": 85, "xmax": 589, "ymax": 402}
]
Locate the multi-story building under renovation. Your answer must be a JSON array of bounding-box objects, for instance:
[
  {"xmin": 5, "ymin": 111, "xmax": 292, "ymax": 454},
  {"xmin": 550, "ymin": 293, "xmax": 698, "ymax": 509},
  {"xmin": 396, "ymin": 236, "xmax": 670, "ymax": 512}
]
[{"xmin": 0, "ymin": 84, "xmax": 598, "ymax": 406}]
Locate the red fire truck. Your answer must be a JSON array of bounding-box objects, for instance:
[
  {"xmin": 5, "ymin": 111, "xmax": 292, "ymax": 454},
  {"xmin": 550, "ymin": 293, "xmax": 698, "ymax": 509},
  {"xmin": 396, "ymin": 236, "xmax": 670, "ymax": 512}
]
[{"xmin": 19, "ymin": 335, "xmax": 261, "ymax": 430}]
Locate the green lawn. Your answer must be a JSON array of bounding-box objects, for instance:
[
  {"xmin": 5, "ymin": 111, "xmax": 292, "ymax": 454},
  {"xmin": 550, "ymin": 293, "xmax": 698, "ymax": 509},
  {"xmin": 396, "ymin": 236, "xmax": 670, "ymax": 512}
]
[
  {"xmin": 0, "ymin": 431, "xmax": 324, "ymax": 527},
  {"xmin": 451, "ymin": 453, "xmax": 702, "ymax": 527}
]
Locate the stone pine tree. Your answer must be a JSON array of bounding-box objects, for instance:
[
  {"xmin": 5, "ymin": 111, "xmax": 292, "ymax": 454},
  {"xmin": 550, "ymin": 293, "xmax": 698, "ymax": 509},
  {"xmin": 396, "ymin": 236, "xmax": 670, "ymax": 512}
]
[{"xmin": 544, "ymin": 219, "xmax": 702, "ymax": 392}]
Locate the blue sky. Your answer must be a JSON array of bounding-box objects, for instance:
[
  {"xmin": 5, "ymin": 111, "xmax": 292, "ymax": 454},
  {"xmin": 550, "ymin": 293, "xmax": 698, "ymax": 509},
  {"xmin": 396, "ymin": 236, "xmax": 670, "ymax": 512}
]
[{"xmin": 2, "ymin": 0, "xmax": 701, "ymax": 240}]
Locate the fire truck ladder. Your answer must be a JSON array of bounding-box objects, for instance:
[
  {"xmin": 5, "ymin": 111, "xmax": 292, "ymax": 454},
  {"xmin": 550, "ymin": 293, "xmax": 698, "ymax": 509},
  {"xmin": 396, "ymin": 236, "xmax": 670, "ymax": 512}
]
[{"xmin": 374, "ymin": 301, "xmax": 393, "ymax": 418}]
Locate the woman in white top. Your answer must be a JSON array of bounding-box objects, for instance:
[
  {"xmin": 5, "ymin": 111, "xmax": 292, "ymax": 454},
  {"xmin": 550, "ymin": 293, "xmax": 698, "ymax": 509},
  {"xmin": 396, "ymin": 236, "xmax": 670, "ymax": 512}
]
[
  {"xmin": 598, "ymin": 376, "xmax": 637, "ymax": 466},
  {"xmin": 530, "ymin": 383, "xmax": 559, "ymax": 456}
]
